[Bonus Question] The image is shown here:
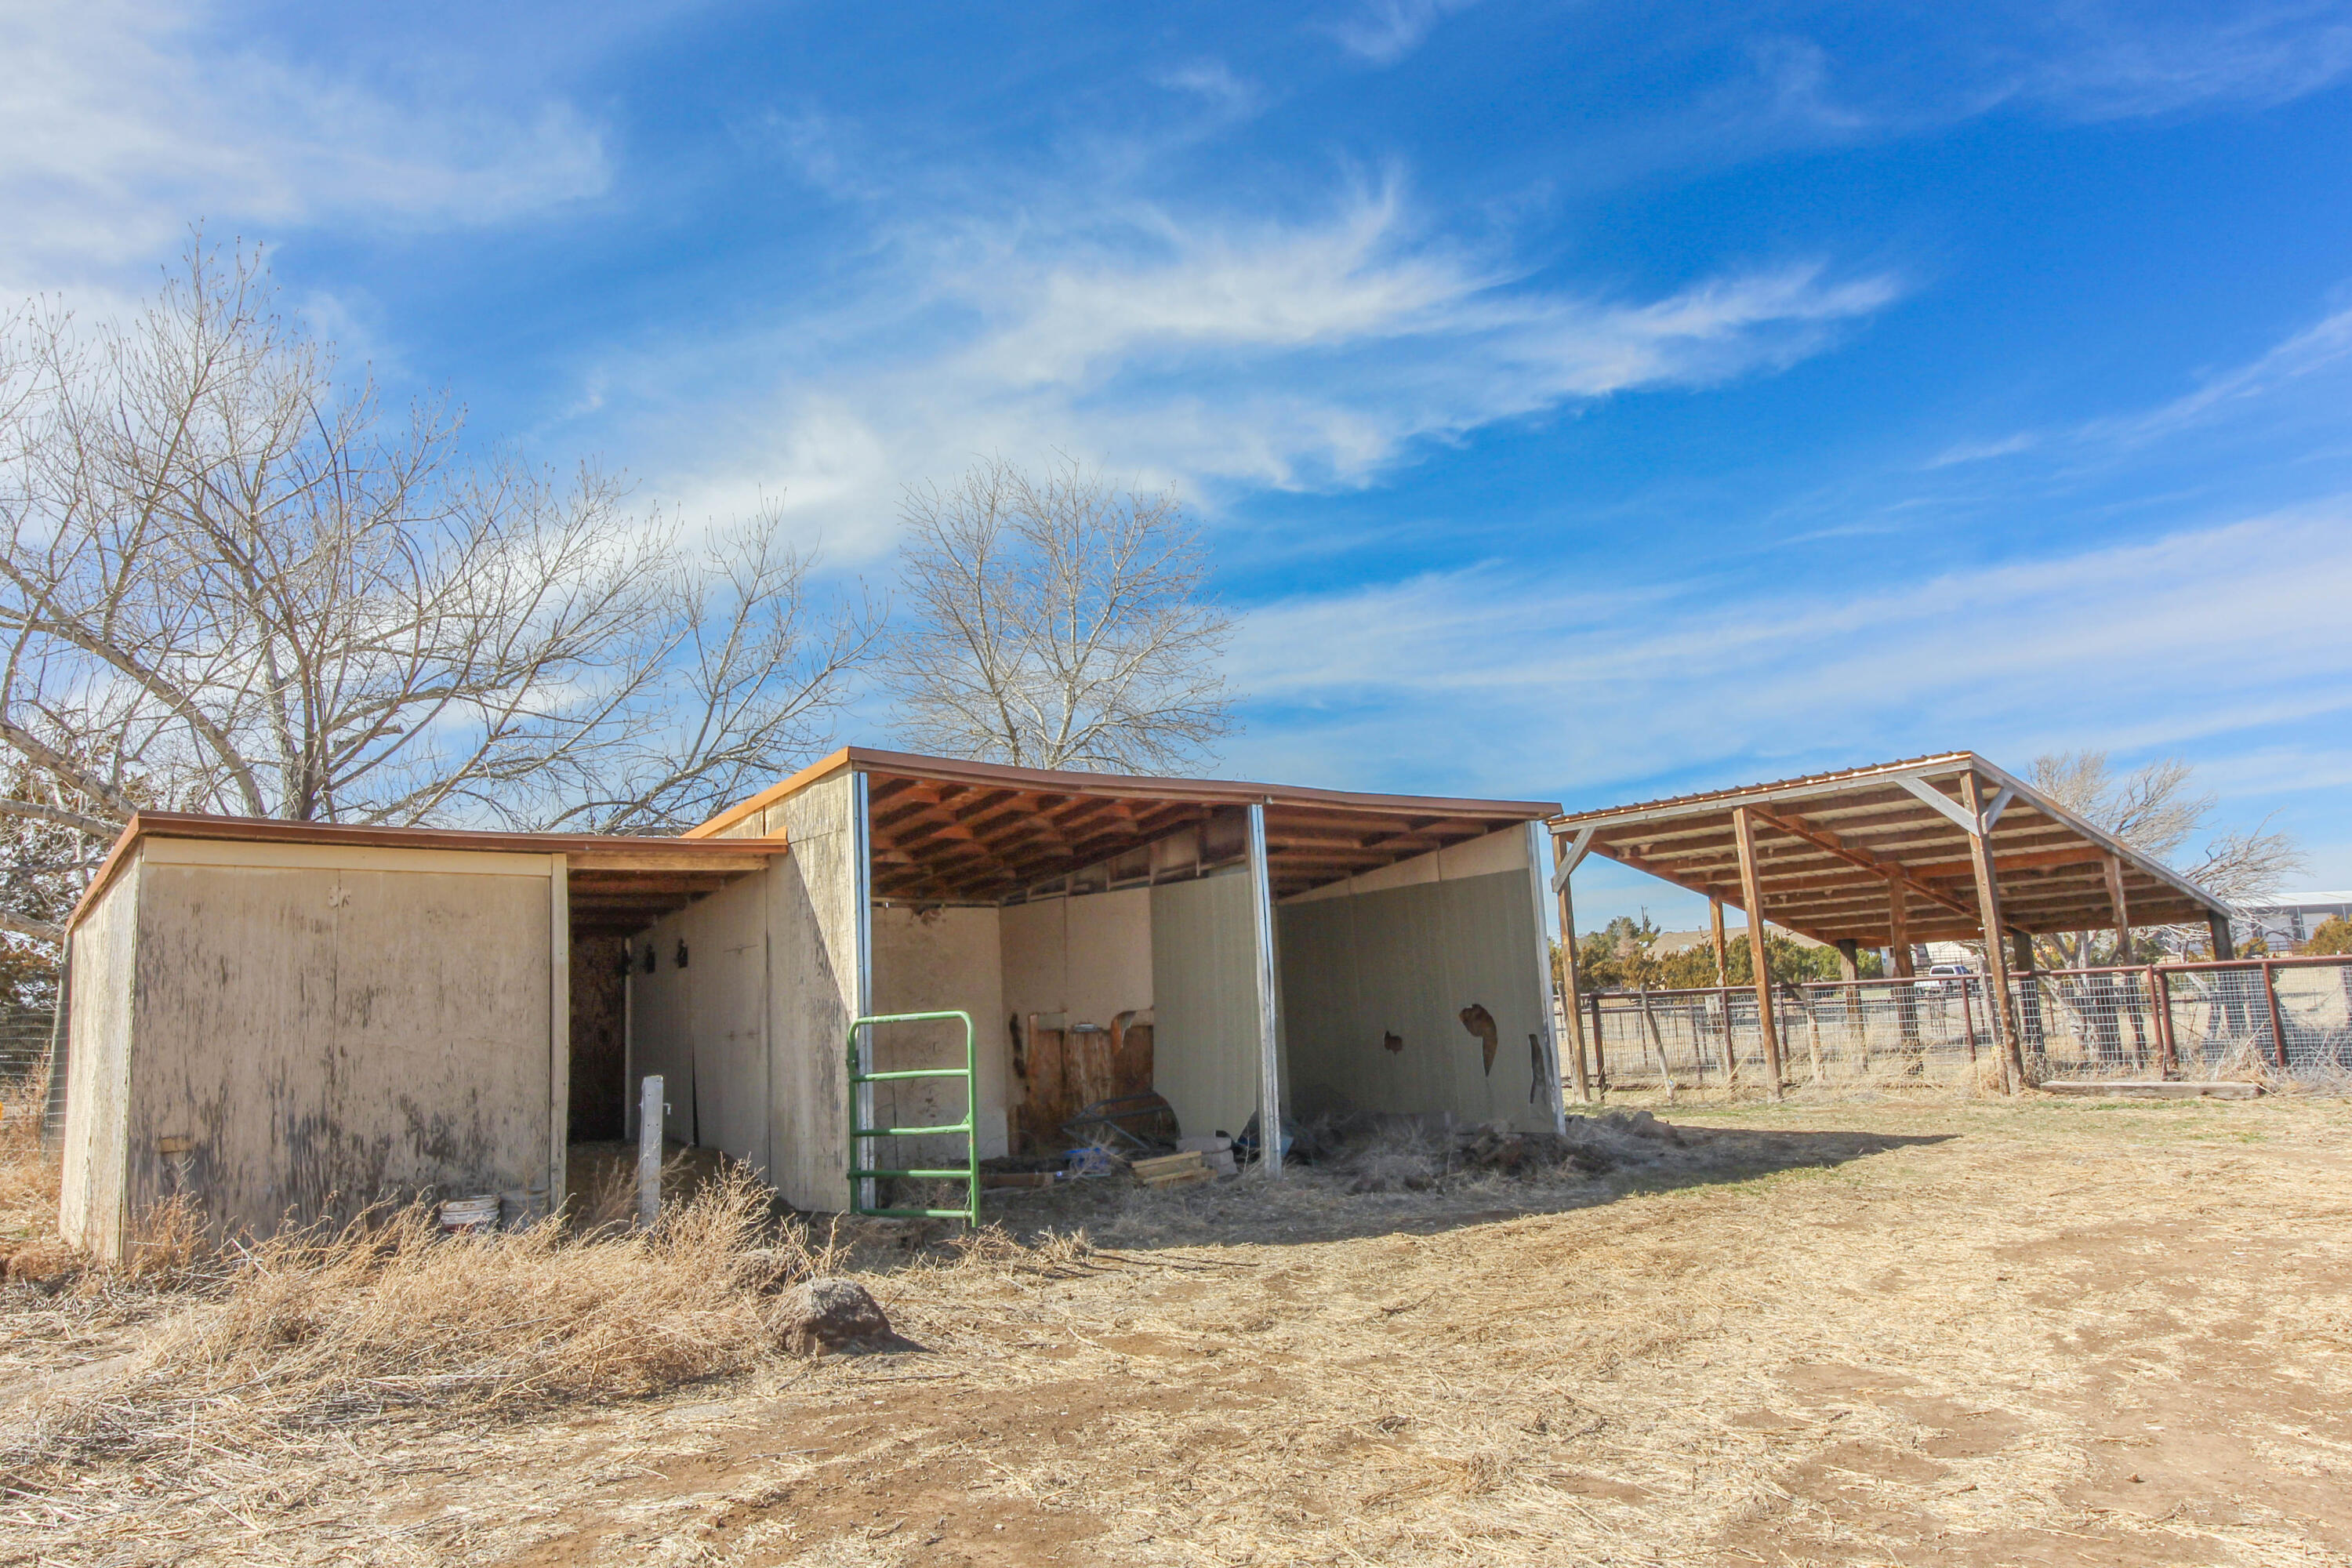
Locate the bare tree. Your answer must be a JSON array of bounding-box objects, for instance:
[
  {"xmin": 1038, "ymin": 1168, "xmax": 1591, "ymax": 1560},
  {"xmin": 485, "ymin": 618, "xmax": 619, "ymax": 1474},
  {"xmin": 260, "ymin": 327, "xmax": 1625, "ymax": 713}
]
[
  {"xmin": 2031, "ymin": 750, "xmax": 2303, "ymax": 962},
  {"xmin": 880, "ymin": 456, "xmax": 1238, "ymax": 772},
  {"xmin": 0, "ymin": 241, "xmax": 877, "ymax": 948}
]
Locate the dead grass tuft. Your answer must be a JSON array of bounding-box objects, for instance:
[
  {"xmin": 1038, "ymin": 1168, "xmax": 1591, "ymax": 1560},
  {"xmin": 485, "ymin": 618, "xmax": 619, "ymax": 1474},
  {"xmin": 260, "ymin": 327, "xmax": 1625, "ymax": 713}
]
[
  {"xmin": 2, "ymin": 1166, "xmax": 806, "ymax": 1486},
  {"xmin": 0, "ymin": 1061, "xmax": 59, "ymax": 1266}
]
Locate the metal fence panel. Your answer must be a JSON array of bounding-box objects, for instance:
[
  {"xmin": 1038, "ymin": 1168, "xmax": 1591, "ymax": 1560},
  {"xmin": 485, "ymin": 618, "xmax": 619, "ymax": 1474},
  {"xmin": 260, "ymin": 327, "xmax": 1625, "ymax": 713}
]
[{"xmin": 1573, "ymin": 956, "xmax": 2352, "ymax": 1088}]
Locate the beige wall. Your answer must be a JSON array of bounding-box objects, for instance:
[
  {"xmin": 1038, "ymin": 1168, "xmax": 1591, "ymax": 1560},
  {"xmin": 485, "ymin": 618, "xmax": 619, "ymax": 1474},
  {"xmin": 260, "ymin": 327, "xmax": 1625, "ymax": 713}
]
[
  {"xmin": 632, "ymin": 877, "xmax": 773, "ymax": 1173},
  {"xmin": 58, "ymin": 855, "xmax": 140, "ymax": 1256},
  {"xmin": 999, "ymin": 888, "xmax": 1153, "ymax": 1029},
  {"xmin": 870, "ymin": 905, "xmax": 1006, "ymax": 1164},
  {"xmin": 64, "ymin": 840, "xmax": 563, "ymax": 1256},
  {"xmin": 1277, "ymin": 829, "xmax": 1554, "ymax": 1133},
  {"xmin": 762, "ymin": 773, "xmax": 862, "ymax": 1212},
  {"xmin": 1149, "ymin": 869, "xmax": 1262, "ymax": 1142}
]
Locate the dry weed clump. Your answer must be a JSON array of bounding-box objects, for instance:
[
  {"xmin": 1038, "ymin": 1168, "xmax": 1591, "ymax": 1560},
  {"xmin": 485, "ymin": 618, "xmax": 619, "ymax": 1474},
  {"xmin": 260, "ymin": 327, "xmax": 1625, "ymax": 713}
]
[
  {"xmin": 0, "ymin": 1062, "xmax": 60, "ymax": 1274},
  {"xmin": 3, "ymin": 1167, "xmax": 822, "ymax": 1487}
]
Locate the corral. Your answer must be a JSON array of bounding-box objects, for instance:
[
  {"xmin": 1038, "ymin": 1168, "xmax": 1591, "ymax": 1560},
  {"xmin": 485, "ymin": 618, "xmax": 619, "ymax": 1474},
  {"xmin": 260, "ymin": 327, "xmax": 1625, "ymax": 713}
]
[{"xmin": 1542, "ymin": 752, "xmax": 2299, "ymax": 1096}]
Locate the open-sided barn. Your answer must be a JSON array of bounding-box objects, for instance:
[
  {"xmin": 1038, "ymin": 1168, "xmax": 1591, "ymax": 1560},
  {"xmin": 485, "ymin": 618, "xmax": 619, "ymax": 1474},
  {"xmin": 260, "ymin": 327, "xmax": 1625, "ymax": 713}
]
[{"xmin": 55, "ymin": 749, "xmax": 1563, "ymax": 1257}]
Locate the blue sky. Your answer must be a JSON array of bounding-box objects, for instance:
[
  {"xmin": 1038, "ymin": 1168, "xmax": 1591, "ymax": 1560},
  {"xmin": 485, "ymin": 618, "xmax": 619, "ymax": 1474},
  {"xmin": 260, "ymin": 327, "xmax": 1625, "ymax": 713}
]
[{"xmin": 7, "ymin": 0, "xmax": 2350, "ymax": 928}]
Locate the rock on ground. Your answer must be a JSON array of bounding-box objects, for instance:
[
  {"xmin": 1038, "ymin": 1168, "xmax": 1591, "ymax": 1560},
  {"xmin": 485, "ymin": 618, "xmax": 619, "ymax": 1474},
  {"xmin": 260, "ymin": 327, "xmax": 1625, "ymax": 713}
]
[{"xmin": 772, "ymin": 1277, "xmax": 891, "ymax": 1356}]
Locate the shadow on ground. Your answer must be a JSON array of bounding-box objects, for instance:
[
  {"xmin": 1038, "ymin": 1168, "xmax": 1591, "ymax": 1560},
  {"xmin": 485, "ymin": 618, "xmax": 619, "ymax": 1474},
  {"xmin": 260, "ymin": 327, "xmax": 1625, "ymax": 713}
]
[{"xmin": 856, "ymin": 1120, "xmax": 1960, "ymax": 1256}]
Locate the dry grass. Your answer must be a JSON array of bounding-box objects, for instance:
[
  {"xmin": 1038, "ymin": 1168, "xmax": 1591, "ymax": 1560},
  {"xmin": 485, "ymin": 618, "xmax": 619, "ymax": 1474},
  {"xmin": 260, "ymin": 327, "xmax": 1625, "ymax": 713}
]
[
  {"xmin": 5, "ymin": 1091, "xmax": 2351, "ymax": 1566},
  {"xmin": 0, "ymin": 1064, "xmax": 58, "ymax": 1269},
  {"xmin": 1, "ymin": 1169, "xmax": 826, "ymax": 1488}
]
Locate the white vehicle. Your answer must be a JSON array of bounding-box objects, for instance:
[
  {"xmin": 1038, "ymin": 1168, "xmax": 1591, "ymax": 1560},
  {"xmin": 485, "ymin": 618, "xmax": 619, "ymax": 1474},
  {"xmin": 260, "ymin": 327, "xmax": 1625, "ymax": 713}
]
[{"xmin": 1915, "ymin": 962, "xmax": 1975, "ymax": 995}]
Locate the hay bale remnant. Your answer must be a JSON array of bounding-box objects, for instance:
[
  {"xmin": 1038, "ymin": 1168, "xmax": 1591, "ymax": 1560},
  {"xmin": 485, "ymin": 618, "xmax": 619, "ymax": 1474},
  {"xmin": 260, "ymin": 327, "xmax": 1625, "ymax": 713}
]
[{"xmin": 773, "ymin": 1277, "xmax": 892, "ymax": 1356}]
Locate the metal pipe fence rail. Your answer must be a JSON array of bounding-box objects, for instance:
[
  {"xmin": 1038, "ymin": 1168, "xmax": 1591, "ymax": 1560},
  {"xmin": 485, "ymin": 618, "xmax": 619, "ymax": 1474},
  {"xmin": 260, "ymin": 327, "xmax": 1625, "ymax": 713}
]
[{"xmin": 1570, "ymin": 955, "xmax": 2352, "ymax": 1091}]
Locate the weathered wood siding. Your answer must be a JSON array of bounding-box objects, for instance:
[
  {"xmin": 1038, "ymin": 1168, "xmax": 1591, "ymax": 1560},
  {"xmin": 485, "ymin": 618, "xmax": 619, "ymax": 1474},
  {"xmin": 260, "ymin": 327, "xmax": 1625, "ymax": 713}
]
[
  {"xmin": 568, "ymin": 935, "xmax": 630, "ymax": 1142},
  {"xmin": 101, "ymin": 840, "xmax": 560, "ymax": 1250},
  {"xmin": 58, "ymin": 851, "xmax": 141, "ymax": 1256},
  {"xmin": 1277, "ymin": 829, "xmax": 1553, "ymax": 1132}
]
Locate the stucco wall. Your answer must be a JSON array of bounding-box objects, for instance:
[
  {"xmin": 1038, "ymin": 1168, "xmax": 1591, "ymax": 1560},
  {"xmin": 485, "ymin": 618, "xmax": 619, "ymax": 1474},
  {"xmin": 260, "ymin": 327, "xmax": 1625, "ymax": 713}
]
[
  {"xmin": 1277, "ymin": 829, "xmax": 1554, "ymax": 1132},
  {"xmin": 85, "ymin": 840, "xmax": 561, "ymax": 1252}
]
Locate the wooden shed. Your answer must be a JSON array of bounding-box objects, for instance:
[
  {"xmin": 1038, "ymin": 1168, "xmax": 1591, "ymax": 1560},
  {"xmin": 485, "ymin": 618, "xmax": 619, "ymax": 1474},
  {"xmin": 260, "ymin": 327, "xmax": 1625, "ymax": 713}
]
[{"xmin": 56, "ymin": 750, "xmax": 1562, "ymax": 1257}]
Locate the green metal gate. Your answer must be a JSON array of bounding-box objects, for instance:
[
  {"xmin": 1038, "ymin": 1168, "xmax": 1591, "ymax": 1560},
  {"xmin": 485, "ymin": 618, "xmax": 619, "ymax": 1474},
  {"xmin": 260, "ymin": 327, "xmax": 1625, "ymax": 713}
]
[{"xmin": 845, "ymin": 1010, "xmax": 979, "ymax": 1223}]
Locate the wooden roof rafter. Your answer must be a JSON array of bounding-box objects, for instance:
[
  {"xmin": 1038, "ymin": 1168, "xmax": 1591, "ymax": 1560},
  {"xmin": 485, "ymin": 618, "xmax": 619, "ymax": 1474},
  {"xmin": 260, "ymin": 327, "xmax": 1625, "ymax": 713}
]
[
  {"xmin": 1549, "ymin": 752, "xmax": 2230, "ymax": 948},
  {"xmin": 721, "ymin": 747, "xmax": 1559, "ymax": 906}
]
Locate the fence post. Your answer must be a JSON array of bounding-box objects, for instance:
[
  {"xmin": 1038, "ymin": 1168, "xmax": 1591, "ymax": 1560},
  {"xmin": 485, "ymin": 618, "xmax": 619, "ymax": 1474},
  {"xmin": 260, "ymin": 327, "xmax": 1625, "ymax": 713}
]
[
  {"xmin": 1958, "ymin": 982, "xmax": 1979, "ymax": 1076},
  {"xmin": 2151, "ymin": 966, "xmax": 2177, "ymax": 1079},
  {"xmin": 1717, "ymin": 986, "xmax": 1738, "ymax": 1083},
  {"xmin": 1588, "ymin": 993, "xmax": 1607, "ymax": 1094},
  {"xmin": 637, "ymin": 1074, "xmax": 664, "ymax": 1230},
  {"xmin": 2263, "ymin": 960, "xmax": 2288, "ymax": 1071}
]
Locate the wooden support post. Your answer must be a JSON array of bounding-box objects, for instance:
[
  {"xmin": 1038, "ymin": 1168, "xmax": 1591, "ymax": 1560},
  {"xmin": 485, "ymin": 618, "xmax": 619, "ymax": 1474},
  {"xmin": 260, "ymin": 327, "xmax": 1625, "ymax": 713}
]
[
  {"xmin": 637, "ymin": 1074, "xmax": 664, "ymax": 1230},
  {"xmin": 2103, "ymin": 853, "xmax": 2132, "ymax": 963},
  {"xmin": 1709, "ymin": 895, "xmax": 1736, "ymax": 1084},
  {"xmin": 1731, "ymin": 805, "xmax": 1784, "ymax": 1100},
  {"xmin": 2207, "ymin": 910, "xmax": 2237, "ymax": 961},
  {"xmin": 1960, "ymin": 772, "xmax": 2026, "ymax": 1093},
  {"xmin": 1552, "ymin": 836, "xmax": 1593, "ymax": 1105},
  {"xmin": 1835, "ymin": 938, "xmax": 1862, "ymax": 1069},
  {"xmin": 1887, "ymin": 873, "xmax": 1918, "ymax": 1045}
]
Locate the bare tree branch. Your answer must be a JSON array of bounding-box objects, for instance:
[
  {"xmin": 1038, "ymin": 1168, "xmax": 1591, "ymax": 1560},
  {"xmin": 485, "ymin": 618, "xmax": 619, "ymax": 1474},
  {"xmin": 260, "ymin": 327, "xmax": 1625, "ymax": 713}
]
[
  {"xmin": 0, "ymin": 909, "xmax": 63, "ymax": 942},
  {"xmin": 0, "ymin": 238, "xmax": 880, "ymax": 954},
  {"xmin": 2030, "ymin": 750, "xmax": 2306, "ymax": 960},
  {"xmin": 880, "ymin": 455, "xmax": 1239, "ymax": 773}
]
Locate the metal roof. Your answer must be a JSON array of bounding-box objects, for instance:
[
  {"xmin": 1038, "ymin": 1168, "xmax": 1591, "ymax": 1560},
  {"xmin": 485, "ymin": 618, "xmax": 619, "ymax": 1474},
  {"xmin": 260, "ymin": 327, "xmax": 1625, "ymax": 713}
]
[{"xmin": 1549, "ymin": 752, "xmax": 2229, "ymax": 946}]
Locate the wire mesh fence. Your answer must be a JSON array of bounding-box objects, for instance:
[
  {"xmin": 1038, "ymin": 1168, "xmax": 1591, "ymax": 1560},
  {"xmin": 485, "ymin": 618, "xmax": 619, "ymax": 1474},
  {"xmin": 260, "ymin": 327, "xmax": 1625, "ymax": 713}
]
[
  {"xmin": 0, "ymin": 1005, "xmax": 53, "ymax": 1085},
  {"xmin": 1569, "ymin": 956, "xmax": 2352, "ymax": 1090}
]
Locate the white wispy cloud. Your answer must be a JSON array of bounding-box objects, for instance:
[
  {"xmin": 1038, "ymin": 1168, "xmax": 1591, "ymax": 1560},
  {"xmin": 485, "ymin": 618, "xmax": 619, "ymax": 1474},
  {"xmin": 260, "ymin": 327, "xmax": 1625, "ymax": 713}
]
[
  {"xmin": 1322, "ymin": 0, "xmax": 1480, "ymax": 65},
  {"xmin": 1221, "ymin": 504, "xmax": 2352, "ymax": 804},
  {"xmin": 0, "ymin": 0, "xmax": 608, "ymax": 291},
  {"xmin": 2021, "ymin": 2, "xmax": 2352, "ymax": 121},
  {"xmin": 1924, "ymin": 298, "xmax": 2352, "ymax": 473},
  {"xmin": 624, "ymin": 185, "xmax": 1899, "ymax": 549}
]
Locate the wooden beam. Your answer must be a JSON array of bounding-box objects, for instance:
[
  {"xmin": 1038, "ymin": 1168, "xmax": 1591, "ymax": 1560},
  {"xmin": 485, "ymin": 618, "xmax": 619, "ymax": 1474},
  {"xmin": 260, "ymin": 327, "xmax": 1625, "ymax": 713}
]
[
  {"xmin": 1886, "ymin": 872, "xmax": 1912, "ymax": 978},
  {"xmin": 1709, "ymin": 897, "xmax": 1729, "ymax": 986},
  {"xmin": 1961, "ymin": 771, "xmax": 2026, "ymax": 1093},
  {"xmin": 1730, "ymin": 806, "xmax": 1784, "ymax": 1100},
  {"xmin": 1551, "ymin": 832, "xmax": 1592, "ymax": 1105},
  {"xmin": 565, "ymin": 850, "xmax": 771, "ymax": 874},
  {"xmin": 1748, "ymin": 805, "xmax": 1980, "ymax": 924},
  {"xmin": 2103, "ymin": 852, "xmax": 2130, "ymax": 962}
]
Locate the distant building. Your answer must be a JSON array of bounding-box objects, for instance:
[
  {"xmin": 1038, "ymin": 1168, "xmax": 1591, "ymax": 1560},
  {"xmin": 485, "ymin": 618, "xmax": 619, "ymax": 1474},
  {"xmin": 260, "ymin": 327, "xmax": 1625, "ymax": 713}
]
[
  {"xmin": 1650, "ymin": 923, "xmax": 1824, "ymax": 957},
  {"xmin": 2234, "ymin": 893, "xmax": 2352, "ymax": 953}
]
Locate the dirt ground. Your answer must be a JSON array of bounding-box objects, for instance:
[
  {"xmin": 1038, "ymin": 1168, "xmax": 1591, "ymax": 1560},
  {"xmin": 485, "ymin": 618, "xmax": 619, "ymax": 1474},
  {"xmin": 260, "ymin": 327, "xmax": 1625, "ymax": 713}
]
[{"xmin": 8, "ymin": 1089, "xmax": 2351, "ymax": 1566}]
